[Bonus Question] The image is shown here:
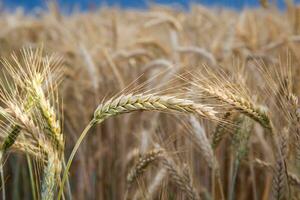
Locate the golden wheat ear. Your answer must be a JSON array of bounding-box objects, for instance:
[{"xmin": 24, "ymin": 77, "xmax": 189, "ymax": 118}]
[
  {"xmin": 127, "ymin": 148, "xmax": 164, "ymax": 188},
  {"xmin": 0, "ymin": 47, "xmax": 65, "ymax": 200},
  {"xmin": 160, "ymin": 155, "xmax": 200, "ymax": 200},
  {"xmin": 94, "ymin": 93, "xmax": 218, "ymax": 122},
  {"xmin": 182, "ymin": 67, "xmax": 273, "ymax": 133},
  {"xmin": 0, "ymin": 47, "xmax": 64, "ymax": 151}
]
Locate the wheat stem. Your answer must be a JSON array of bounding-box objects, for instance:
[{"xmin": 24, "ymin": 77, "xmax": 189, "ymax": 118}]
[
  {"xmin": 0, "ymin": 152, "xmax": 5, "ymax": 200},
  {"xmin": 58, "ymin": 120, "xmax": 95, "ymax": 200},
  {"xmin": 26, "ymin": 155, "xmax": 37, "ymax": 200}
]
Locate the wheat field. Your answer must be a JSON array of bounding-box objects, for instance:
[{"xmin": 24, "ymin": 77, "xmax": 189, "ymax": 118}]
[{"xmin": 0, "ymin": 1, "xmax": 300, "ymax": 200}]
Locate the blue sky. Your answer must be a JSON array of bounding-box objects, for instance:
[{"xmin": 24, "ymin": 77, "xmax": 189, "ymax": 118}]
[{"xmin": 2, "ymin": 0, "xmax": 299, "ymax": 11}]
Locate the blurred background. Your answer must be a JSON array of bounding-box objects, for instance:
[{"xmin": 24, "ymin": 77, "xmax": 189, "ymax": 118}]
[
  {"xmin": 1, "ymin": 0, "xmax": 300, "ymax": 199},
  {"xmin": 2, "ymin": 0, "xmax": 300, "ymax": 11}
]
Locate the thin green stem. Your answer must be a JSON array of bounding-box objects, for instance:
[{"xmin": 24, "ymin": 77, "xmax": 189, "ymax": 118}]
[
  {"xmin": 229, "ymin": 159, "xmax": 239, "ymax": 200},
  {"xmin": 58, "ymin": 120, "xmax": 97, "ymax": 200},
  {"xmin": 26, "ymin": 155, "xmax": 37, "ymax": 200},
  {"xmin": 62, "ymin": 158, "xmax": 72, "ymax": 200},
  {"xmin": 0, "ymin": 152, "xmax": 5, "ymax": 200}
]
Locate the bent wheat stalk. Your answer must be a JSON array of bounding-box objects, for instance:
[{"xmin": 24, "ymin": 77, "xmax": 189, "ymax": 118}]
[{"xmin": 59, "ymin": 93, "xmax": 217, "ymax": 199}]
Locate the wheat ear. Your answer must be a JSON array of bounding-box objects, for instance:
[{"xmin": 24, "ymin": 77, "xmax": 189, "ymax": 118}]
[
  {"xmin": 0, "ymin": 124, "xmax": 27, "ymax": 200},
  {"xmin": 4, "ymin": 102, "xmax": 48, "ymax": 151},
  {"xmin": 4, "ymin": 102, "xmax": 61, "ymax": 200},
  {"xmin": 0, "ymin": 93, "xmax": 36, "ymax": 154},
  {"xmin": 285, "ymin": 94, "xmax": 300, "ymax": 168},
  {"xmin": 229, "ymin": 115, "xmax": 253, "ymax": 200},
  {"xmin": 189, "ymin": 115, "xmax": 215, "ymax": 168},
  {"xmin": 127, "ymin": 148, "xmax": 164, "ymax": 188},
  {"xmin": 254, "ymin": 158, "xmax": 300, "ymax": 186},
  {"xmin": 272, "ymin": 134, "xmax": 289, "ymax": 200},
  {"xmin": 202, "ymin": 85, "xmax": 272, "ymax": 132},
  {"xmin": 146, "ymin": 168, "xmax": 167, "ymax": 199},
  {"xmin": 0, "ymin": 100, "xmax": 38, "ymax": 200},
  {"xmin": 1, "ymin": 125, "xmax": 22, "ymax": 153},
  {"xmin": 94, "ymin": 94, "xmax": 218, "ymax": 123},
  {"xmin": 189, "ymin": 115, "xmax": 224, "ymax": 199},
  {"xmin": 30, "ymin": 75, "xmax": 64, "ymax": 151},
  {"xmin": 212, "ymin": 112, "xmax": 232, "ymax": 149},
  {"xmin": 161, "ymin": 156, "xmax": 200, "ymax": 200},
  {"xmin": 60, "ymin": 93, "xmax": 216, "ymax": 199},
  {"xmin": 41, "ymin": 152, "xmax": 61, "ymax": 200}
]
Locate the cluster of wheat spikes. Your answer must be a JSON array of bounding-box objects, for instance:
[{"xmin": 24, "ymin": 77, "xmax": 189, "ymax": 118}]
[{"xmin": 2, "ymin": 1, "xmax": 300, "ymax": 199}]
